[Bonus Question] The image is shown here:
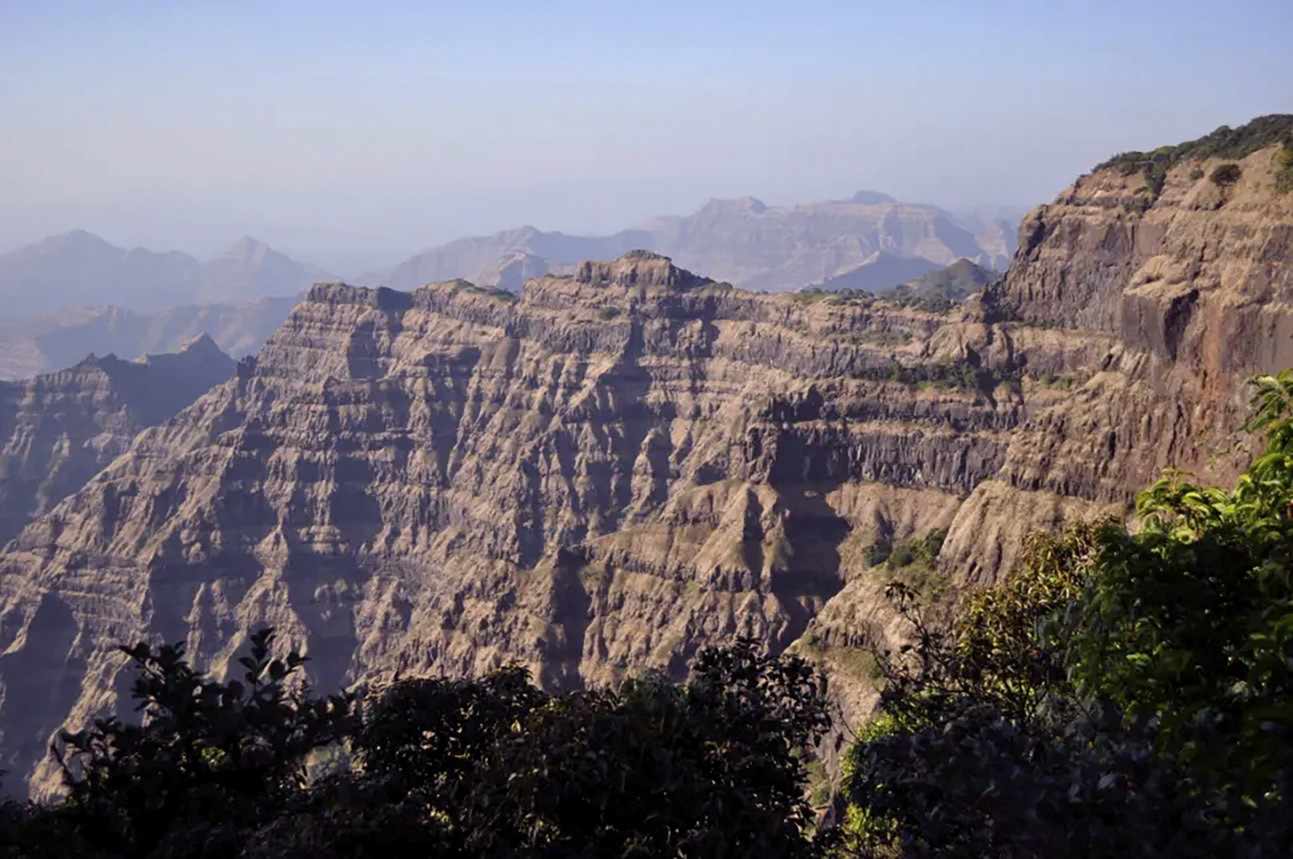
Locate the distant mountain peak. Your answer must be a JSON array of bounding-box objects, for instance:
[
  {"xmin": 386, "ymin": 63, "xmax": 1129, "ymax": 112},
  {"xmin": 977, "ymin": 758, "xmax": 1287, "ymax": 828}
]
[
  {"xmin": 849, "ymin": 190, "xmax": 898, "ymax": 205},
  {"xmin": 178, "ymin": 332, "xmax": 222, "ymax": 353},
  {"xmin": 217, "ymin": 236, "xmax": 276, "ymax": 259},
  {"xmin": 40, "ymin": 229, "xmax": 115, "ymax": 251}
]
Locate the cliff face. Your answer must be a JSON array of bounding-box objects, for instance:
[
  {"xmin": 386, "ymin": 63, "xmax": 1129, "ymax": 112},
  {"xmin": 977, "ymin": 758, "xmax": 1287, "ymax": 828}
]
[
  {"xmin": 0, "ymin": 335, "xmax": 235, "ymax": 545},
  {"xmin": 1, "ymin": 121, "xmax": 1291, "ymax": 797}
]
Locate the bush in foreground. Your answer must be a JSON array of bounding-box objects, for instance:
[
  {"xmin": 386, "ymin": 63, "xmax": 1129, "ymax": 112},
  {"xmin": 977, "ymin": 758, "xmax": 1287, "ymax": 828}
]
[{"xmin": 1, "ymin": 637, "xmax": 833, "ymax": 858}]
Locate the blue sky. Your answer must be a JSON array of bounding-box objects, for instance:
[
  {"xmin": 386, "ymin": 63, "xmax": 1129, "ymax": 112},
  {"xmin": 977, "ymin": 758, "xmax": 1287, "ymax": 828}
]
[{"xmin": 3, "ymin": 1, "xmax": 1291, "ymax": 271}]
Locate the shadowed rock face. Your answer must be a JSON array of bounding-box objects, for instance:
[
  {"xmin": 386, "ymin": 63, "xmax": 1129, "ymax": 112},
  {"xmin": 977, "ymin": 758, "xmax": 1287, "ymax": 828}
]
[
  {"xmin": 2, "ymin": 121, "xmax": 1292, "ymax": 797},
  {"xmin": 0, "ymin": 335, "xmax": 236, "ymax": 546}
]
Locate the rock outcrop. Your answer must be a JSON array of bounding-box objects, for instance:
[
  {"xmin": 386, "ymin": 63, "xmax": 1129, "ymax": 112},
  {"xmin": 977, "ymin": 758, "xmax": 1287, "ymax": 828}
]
[
  {"xmin": 0, "ymin": 335, "xmax": 235, "ymax": 545},
  {"xmin": 1, "ymin": 117, "xmax": 1291, "ymax": 798}
]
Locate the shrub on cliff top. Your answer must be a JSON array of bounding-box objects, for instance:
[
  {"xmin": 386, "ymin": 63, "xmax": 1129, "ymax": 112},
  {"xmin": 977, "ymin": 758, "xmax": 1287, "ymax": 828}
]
[
  {"xmin": 1210, "ymin": 162, "xmax": 1242, "ymax": 186},
  {"xmin": 1098, "ymin": 114, "xmax": 1293, "ymax": 173},
  {"xmin": 1097, "ymin": 114, "xmax": 1293, "ymax": 202}
]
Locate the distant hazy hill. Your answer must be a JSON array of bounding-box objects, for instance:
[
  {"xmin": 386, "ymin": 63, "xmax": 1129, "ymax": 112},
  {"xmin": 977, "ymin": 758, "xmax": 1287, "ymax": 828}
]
[
  {"xmin": 198, "ymin": 236, "xmax": 331, "ymax": 303},
  {"xmin": 366, "ymin": 191, "xmax": 1017, "ymax": 293},
  {"xmin": 0, "ymin": 231, "xmax": 329, "ymax": 317},
  {"xmin": 0, "ymin": 297, "xmax": 296, "ymax": 380},
  {"xmin": 371, "ymin": 226, "xmax": 651, "ymax": 292},
  {"xmin": 807, "ymin": 251, "xmax": 943, "ymax": 293},
  {"xmin": 888, "ymin": 258, "xmax": 998, "ymax": 308}
]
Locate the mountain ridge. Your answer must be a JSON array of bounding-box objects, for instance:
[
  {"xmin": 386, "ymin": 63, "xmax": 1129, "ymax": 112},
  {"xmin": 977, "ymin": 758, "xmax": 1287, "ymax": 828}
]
[
  {"xmin": 0, "ymin": 232, "xmax": 330, "ymax": 318},
  {"xmin": 0, "ymin": 297, "xmax": 297, "ymax": 381}
]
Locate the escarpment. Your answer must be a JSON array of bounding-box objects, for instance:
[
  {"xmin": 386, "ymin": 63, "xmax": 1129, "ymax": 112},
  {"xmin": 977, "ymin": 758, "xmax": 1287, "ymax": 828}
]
[{"xmin": 2, "ymin": 116, "xmax": 1292, "ymax": 797}]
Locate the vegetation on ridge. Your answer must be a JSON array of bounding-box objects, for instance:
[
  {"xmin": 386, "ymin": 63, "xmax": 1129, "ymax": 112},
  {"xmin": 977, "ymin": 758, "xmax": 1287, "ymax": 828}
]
[{"xmin": 1096, "ymin": 114, "xmax": 1293, "ymax": 199}]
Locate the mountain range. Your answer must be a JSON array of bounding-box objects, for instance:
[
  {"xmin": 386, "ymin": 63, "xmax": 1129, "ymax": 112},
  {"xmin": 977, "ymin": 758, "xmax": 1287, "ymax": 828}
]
[
  {"xmin": 367, "ymin": 191, "xmax": 1016, "ymax": 294},
  {"xmin": 0, "ymin": 231, "xmax": 329, "ymax": 318},
  {"xmin": 0, "ymin": 298, "xmax": 296, "ymax": 381}
]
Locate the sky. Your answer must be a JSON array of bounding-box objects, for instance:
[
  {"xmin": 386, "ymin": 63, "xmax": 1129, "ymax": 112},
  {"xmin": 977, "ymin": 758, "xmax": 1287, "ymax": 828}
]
[{"xmin": 2, "ymin": 0, "xmax": 1292, "ymax": 274}]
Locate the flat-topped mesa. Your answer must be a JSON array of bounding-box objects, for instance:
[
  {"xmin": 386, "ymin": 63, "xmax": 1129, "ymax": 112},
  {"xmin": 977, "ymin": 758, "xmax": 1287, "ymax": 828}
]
[
  {"xmin": 574, "ymin": 250, "xmax": 711, "ymax": 289},
  {"xmin": 305, "ymin": 281, "xmax": 414, "ymax": 311}
]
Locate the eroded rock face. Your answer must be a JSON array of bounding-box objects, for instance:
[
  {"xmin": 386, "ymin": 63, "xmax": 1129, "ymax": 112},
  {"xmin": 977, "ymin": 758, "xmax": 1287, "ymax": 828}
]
[
  {"xmin": 2, "ymin": 127, "xmax": 1292, "ymax": 797},
  {"xmin": 0, "ymin": 335, "xmax": 235, "ymax": 545}
]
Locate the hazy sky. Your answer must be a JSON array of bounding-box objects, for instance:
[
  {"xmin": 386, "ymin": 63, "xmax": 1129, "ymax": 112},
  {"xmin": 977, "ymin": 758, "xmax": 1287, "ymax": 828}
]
[{"xmin": 3, "ymin": 0, "xmax": 1292, "ymax": 273}]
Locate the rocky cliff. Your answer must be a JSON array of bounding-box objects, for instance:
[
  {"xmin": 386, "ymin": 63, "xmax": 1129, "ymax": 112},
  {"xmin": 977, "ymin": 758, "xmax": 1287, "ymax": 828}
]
[
  {"xmin": 1, "ymin": 117, "xmax": 1291, "ymax": 798},
  {"xmin": 0, "ymin": 335, "xmax": 235, "ymax": 545}
]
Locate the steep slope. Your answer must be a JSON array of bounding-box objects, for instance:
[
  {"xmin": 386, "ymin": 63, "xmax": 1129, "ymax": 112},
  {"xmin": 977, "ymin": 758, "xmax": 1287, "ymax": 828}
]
[
  {"xmin": 0, "ymin": 335, "xmax": 236, "ymax": 545},
  {"xmin": 369, "ymin": 192, "xmax": 1010, "ymax": 294},
  {"xmin": 0, "ymin": 298, "xmax": 296, "ymax": 381},
  {"xmin": 1, "ymin": 117, "xmax": 1291, "ymax": 799},
  {"xmin": 0, "ymin": 232, "xmax": 326, "ymax": 317}
]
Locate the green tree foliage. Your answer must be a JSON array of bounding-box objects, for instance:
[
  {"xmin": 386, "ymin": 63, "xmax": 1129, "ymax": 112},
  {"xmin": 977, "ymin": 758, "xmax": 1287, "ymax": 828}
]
[
  {"xmin": 840, "ymin": 371, "xmax": 1293, "ymax": 857},
  {"xmin": 1, "ymin": 637, "xmax": 834, "ymax": 858},
  {"xmin": 1276, "ymin": 144, "xmax": 1293, "ymax": 194},
  {"xmin": 1210, "ymin": 163, "xmax": 1243, "ymax": 186},
  {"xmin": 45, "ymin": 629, "xmax": 354, "ymax": 857}
]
